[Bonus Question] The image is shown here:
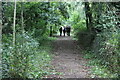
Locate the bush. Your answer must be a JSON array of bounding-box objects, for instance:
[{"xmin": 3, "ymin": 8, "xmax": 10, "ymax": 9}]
[
  {"xmin": 2, "ymin": 32, "xmax": 52, "ymax": 78},
  {"xmin": 82, "ymin": 50, "xmax": 118, "ymax": 78},
  {"xmin": 76, "ymin": 30, "xmax": 95, "ymax": 49},
  {"xmin": 92, "ymin": 30, "xmax": 120, "ymax": 77}
]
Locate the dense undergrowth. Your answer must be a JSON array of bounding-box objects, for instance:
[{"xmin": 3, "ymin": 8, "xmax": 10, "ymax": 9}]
[
  {"xmin": 70, "ymin": 2, "xmax": 120, "ymax": 78},
  {"xmin": 77, "ymin": 20, "xmax": 120, "ymax": 78},
  {"xmin": 77, "ymin": 30, "xmax": 120, "ymax": 78},
  {"xmin": 83, "ymin": 51, "xmax": 119, "ymax": 78},
  {"xmin": 2, "ymin": 32, "xmax": 55, "ymax": 78},
  {"xmin": 1, "ymin": 1, "xmax": 120, "ymax": 79},
  {"xmin": 76, "ymin": 28, "xmax": 120, "ymax": 78},
  {"xmin": 1, "ymin": 2, "xmax": 69, "ymax": 78}
]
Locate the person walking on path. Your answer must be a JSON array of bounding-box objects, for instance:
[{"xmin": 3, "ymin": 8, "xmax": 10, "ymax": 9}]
[
  {"xmin": 66, "ymin": 26, "xmax": 71, "ymax": 36},
  {"xmin": 59, "ymin": 27, "xmax": 63, "ymax": 36},
  {"xmin": 63, "ymin": 26, "xmax": 66, "ymax": 36}
]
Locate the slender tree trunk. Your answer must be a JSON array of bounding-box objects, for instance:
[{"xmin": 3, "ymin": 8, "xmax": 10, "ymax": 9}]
[
  {"xmin": 88, "ymin": 10, "xmax": 92, "ymax": 31},
  {"xmin": 12, "ymin": 0, "xmax": 17, "ymax": 76},
  {"xmin": 21, "ymin": 1, "xmax": 27, "ymax": 77},
  {"xmin": 0, "ymin": 1, "xmax": 2, "ymax": 79},
  {"xmin": 85, "ymin": 2, "xmax": 89, "ymax": 30},
  {"xmin": 48, "ymin": 2, "xmax": 53, "ymax": 37},
  {"xmin": 13, "ymin": 0, "xmax": 16, "ymax": 46},
  {"xmin": 21, "ymin": 2, "xmax": 24, "ymax": 35},
  {"xmin": 85, "ymin": 2, "xmax": 93, "ymax": 31}
]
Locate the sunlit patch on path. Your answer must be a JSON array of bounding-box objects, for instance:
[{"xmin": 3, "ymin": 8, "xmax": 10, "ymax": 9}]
[{"xmin": 48, "ymin": 36, "xmax": 90, "ymax": 78}]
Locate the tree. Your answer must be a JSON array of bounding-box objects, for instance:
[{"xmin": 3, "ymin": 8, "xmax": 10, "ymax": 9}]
[
  {"xmin": 84, "ymin": 2, "xmax": 89, "ymax": 30},
  {"xmin": 84, "ymin": 2, "xmax": 93, "ymax": 31},
  {"xmin": 13, "ymin": 0, "xmax": 16, "ymax": 46},
  {"xmin": 0, "ymin": 0, "xmax": 2, "ymax": 79},
  {"xmin": 21, "ymin": 1, "xmax": 24, "ymax": 35}
]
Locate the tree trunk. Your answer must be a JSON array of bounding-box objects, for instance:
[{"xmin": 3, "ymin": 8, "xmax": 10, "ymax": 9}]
[
  {"xmin": 85, "ymin": 2, "xmax": 93, "ymax": 31},
  {"xmin": 21, "ymin": 2, "xmax": 24, "ymax": 35},
  {"xmin": 0, "ymin": 1, "xmax": 2, "ymax": 79},
  {"xmin": 88, "ymin": 10, "xmax": 93, "ymax": 31},
  {"xmin": 85, "ymin": 2, "xmax": 89, "ymax": 30},
  {"xmin": 13, "ymin": 0, "xmax": 16, "ymax": 46}
]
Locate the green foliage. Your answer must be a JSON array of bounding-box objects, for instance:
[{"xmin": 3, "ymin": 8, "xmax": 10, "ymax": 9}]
[
  {"xmin": 2, "ymin": 2, "xmax": 70, "ymax": 78},
  {"xmin": 66, "ymin": 2, "xmax": 86, "ymax": 35},
  {"xmin": 75, "ymin": 2, "xmax": 120, "ymax": 78},
  {"xmin": 92, "ymin": 31, "xmax": 120, "ymax": 77},
  {"xmin": 73, "ymin": 20, "xmax": 86, "ymax": 33},
  {"xmin": 2, "ymin": 2, "xmax": 69, "ymax": 35},
  {"xmin": 91, "ymin": 3, "xmax": 120, "ymax": 77},
  {"xmin": 2, "ymin": 32, "xmax": 52, "ymax": 78},
  {"xmin": 90, "ymin": 66, "xmax": 117, "ymax": 78},
  {"xmin": 83, "ymin": 51, "xmax": 118, "ymax": 78},
  {"xmin": 2, "ymin": 2, "xmax": 120, "ymax": 78}
]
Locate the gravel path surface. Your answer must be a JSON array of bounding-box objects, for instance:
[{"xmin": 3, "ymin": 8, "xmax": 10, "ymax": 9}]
[{"xmin": 48, "ymin": 36, "xmax": 90, "ymax": 78}]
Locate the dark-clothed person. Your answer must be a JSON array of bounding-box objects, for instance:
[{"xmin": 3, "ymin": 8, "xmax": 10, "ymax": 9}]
[
  {"xmin": 59, "ymin": 27, "xmax": 62, "ymax": 36},
  {"xmin": 63, "ymin": 27, "xmax": 66, "ymax": 36},
  {"xmin": 66, "ymin": 26, "xmax": 71, "ymax": 36}
]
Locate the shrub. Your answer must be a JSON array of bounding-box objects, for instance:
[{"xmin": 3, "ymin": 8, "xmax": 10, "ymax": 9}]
[
  {"xmin": 76, "ymin": 30, "xmax": 95, "ymax": 49},
  {"xmin": 92, "ymin": 30, "xmax": 120, "ymax": 77},
  {"xmin": 2, "ymin": 32, "xmax": 52, "ymax": 78}
]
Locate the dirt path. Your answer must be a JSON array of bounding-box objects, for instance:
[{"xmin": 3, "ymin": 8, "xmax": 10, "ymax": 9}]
[{"xmin": 49, "ymin": 36, "xmax": 90, "ymax": 78}]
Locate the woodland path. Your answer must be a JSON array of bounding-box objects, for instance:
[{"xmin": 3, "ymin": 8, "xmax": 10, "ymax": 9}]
[{"xmin": 48, "ymin": 36, "xmax": 90, "ymax": 78}]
